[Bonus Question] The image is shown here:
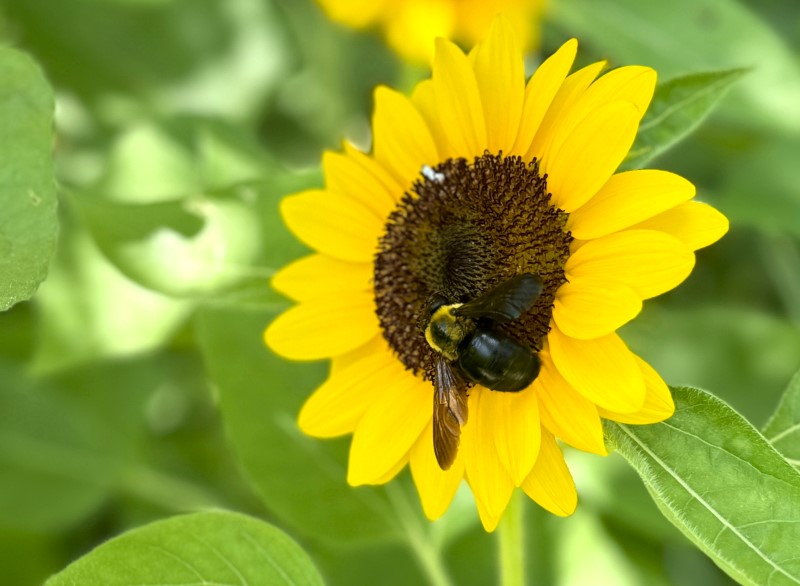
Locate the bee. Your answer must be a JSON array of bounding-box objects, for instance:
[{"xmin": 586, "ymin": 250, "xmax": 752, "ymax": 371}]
[{"xmin": 424, "ymin": 273, "xmax": 544, "ymax": 470}]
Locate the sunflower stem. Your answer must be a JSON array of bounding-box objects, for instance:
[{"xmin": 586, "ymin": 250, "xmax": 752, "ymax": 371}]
[
  {"xmin": 386, "ymin": 483, "xmax": 455, "ymax": 586},
  {"xmin": 498, "ymin": 491, "xmax": 526, "ymax": 586}
]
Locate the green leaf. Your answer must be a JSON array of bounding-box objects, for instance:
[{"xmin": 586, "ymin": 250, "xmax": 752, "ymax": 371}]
[
  {"xmin": 0, "ymin": 47, "xmax": 57, "ymax": 311},
  {"xmin": 31, "ymin": 206, "xmax": 191, "ymax": 371},
  {"xmin": 623, "ymin": 69, "xmax": 746, "ymax": 170},
  {"xmin": 763, "ymin": 370, "xmax": 800, "ymax": 467},
  {"xmin": 74, "ymin": 119, "xmax": 315, "ymax": 299},
  {"xmin": 44, "ymin": 510, "xmax": 323, "ymax": 586},
  {"xmin": 0, "ymin": 362, "xmax": 118, "ymax": 532},
  {"xmin": 195, "ymin": 306, "xmax": 401, "ymax": 543},
  {"xmin": 606, "ymin": 387, "xmax": 800, "ymax": 586}
]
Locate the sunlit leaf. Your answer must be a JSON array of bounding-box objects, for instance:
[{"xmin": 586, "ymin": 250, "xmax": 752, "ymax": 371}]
[
  {"xmin": 195, "ymin": 306, "xmax": 401, "ymax": 543},
  {"xmin": 0, "ymin": 47, "xmax": 57, "ymax": 311},
  {"xmin": 623, "ymin": 69, "xmax": 746, "ymax": 170},
  {"xmin": 44, "ymin": 511, "xmax": 323, "ymax": 586},
  {"xmin": 75, "ymin": 120, "xmax": 316, "ymax": 299},
  {"xmin": 32, "ymin": 208, "xmax": 191, "ymax": 371},
  {"xmin": 763, "ymin": 370, "xmax": 800, "ymax": 468},
  {"xmin": 607, "ymin": 387, "xmax": 800, "ymax": 586}
]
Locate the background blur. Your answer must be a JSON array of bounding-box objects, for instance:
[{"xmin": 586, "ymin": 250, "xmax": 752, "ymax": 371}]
[{"xmin": 1, "ymin": 0, "xmax": 799, "ymax": 584}]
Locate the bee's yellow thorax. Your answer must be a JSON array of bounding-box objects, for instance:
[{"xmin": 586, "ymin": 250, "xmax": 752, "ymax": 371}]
[{"xmin": 424, "ymin": 304, "xmax": 470, "ymax": 361}]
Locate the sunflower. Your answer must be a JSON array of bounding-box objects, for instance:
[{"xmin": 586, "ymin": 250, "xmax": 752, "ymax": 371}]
[
  {"xmin": 265, "ymin": 17, "xmax": 729, "ymax": 531},
  {"xmin": 316, "ymin": 0, "xmax": 544, "ymax": 64}
]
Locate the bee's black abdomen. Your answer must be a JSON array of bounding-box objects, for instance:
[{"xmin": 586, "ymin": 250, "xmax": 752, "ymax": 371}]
[{"xmin": 457, "ymin": 330, "xmax": 540, "ymax": 392}]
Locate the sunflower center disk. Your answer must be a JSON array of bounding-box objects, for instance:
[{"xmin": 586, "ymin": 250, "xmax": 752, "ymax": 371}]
[{"xmin": 374, "ymin": 153, "xmax": 572, "ymax": 381}]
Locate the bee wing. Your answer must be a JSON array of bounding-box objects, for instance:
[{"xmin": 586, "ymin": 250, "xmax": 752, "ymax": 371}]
[
  {"xmin": 453, "ymin": 273, "xmax": 543, "ymax": 322},
  {"xmin": 433, "ymin": 358, "xmax": 469, "ymax": 470}
]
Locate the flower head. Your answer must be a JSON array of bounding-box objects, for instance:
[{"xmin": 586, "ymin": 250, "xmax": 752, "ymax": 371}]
[
  {"xmin": 316, "ymin": 0, "xmax": 544, "ymax": 63},
  {"xmin": 265, "ymin": 17, "xmax": 729, "ymax": 531}
]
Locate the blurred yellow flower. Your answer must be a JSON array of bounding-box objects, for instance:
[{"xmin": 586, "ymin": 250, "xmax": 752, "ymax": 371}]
[
  {"xmin": 265, "ymin": 17, "xmax": 729, "ymax": 531},
  {"xmin": 316, "ymin": 0, "xmax": 545, "ymax": 63}
]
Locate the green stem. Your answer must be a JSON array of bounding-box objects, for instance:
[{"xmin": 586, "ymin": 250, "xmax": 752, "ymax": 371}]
[
  {"xmin": 759, "ymin": 235, "xmax": 800, "ymax": 326},
  {"xmin": 385, "ymin": 483, "xmax": 455, "ymax": 586},
  {"xmin": 117, "ymin": 465, "xmax": 227, "ymax": 512},
  {"xmin": 498, "ymin": 491, "xmax": 526, "ymax": 586}
]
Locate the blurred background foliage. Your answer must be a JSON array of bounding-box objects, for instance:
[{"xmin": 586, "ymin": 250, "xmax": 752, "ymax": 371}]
[{"xmin": 0, "ymin": 0, "xmax": 798, "ymax": 584}]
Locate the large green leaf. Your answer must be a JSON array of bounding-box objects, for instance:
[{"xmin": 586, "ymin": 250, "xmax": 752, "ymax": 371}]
[
  {"xmin": 623, "ymin": 69, "xmax": 745, "ymax": 170},
  {"xmin": 44, "ymin": 510, "xmax": 323, "ymax": 586},
  {"xmin": 763, "ymin": 370, "xmax": 800, "ymax": 467},
  {"xmin": 0, "ymin": 362, "xmax": 118, "ymax": 532},
  {"xmin": 606, "ymin": 387, "xmax": 800, "ymax": 585},
  {"xmin": 195, "ymin": 305, "xmax": 401, "ymax": 543},
  {"xmin": 0, "ymin": 47, "xmax": 57, "ymax": 311}
]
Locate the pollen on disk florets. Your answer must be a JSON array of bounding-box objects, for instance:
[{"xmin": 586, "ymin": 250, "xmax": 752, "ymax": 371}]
[{"xmin": 374, "ymin": 152, "xmax": 573, "ymax": 381}]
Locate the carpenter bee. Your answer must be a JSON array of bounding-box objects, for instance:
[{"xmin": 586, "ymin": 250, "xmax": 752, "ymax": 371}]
[{"xmin": 424, "ymin": 273, "xmax": 543, "ymax": 470}]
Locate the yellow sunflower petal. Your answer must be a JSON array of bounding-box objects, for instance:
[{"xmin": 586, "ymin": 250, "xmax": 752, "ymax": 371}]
[
  {"xmin": 372, "ymin": 86, "xmax": 440, "ymax": 187},
  {"xmin": 521, "ymin": 428, "xmax": 577, "ymax": 516},
  {"xmin": 565, "ymin": 229, "xmax": 695, "ymax": 300},
  {"xmin": 299, "ymin": 350, "xmax": 398, "ymax": 437},
  {"xmin": 581, "ymin": 65, "xmax": 656, "ymax": 116},
  {"xmin": 599, "ymin": 355, "xmax": 675, "ymax": 424},
  {"xmin": 483, "ymin": 386, "xmax": 541, "ymax": 486},
  {"xmin": 547, "ymin": 66, "xmax": 656, "ymax": 160},
  {"xmin": 471, "ymin": 15, "xmax": 524, "ymax": 154},
  {"xmin": 510, "ymin": 39, "xmax": 577, "ymax": 156},
  {"xmin": 265, "ymin": 292, "xmax": 379, "ymax": 360},
  {"xmin": 525, "ymin": 60, "xmax": 606, "ymax": 162},
  {"xmin": 462, "ymin": 388, "xmax": 514, "ymax": 531},
  {"xmin": 271, "ymin": 254, "xmax": 372, "ymax": 302},
  {"xmin": 341, "ymin": 141, "xmax": 404, "ymax": 199},
  {"xmin": 330, "ymin": 335, "xmax": 389, "ymax": 376},
  {"xmin": 544, "ymin": 101, "xmax": 641, "ymax": 212},
  {"xmin": 323, "ymin": 150, "xmax": 396, "ymax": 218},
  {"xmin": 410, "ymin": 420, "xmax": 465, "ymax": 520},
  {"xmin": 280, "ymin": 190, "xmax": 382, "ymax": 262},
  {"xmin": 552, "ymin": 277, "xmax": 642, "ymax": 340},
  {"xmin": 372, "ymin": 453, "xmax": 411, "ymax": 484},
  {"xmin": 433, "ymin": 37, "xmax": 487, "ymax": 157},
  {"xmin": 548, "ymin": 327, "xmax": 646, "ymax": 413},
  {"xmin": 348, "ymin": 372, "xmax": 430, "ymax": 485},
  {"xmin": 535, "ymin": 349, "xmax": 607, "ymax": 455},
  {"xmin": 411, "ymin": 79, "xmax": 454, "ymax": 159},
  {"xmin": 568, "ymin": 170, "xmax": 696, "ymax": 240},
  {"xmin": 632, "ymin": 200, "xmax": 730, "ymax": 251}
]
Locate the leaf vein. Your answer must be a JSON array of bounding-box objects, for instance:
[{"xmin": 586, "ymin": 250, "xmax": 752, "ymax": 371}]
[
  {"xmin": 659, "ymin": 421, "xmax": 800, "ymax": 490},
  {"xmin": 768, "ymin": 422, "xmax": 800, "ymax": 445},
  {"xmin": 187, "ymin": 533, "xmax": 249, "ymax": 586},
  {"xmin": 142, "ymin": 544, "xmax": 207, "ymax": 583},
  {"xmin": 240, "ymin": 530, "xmax": 296, "ymax": 586},
  {"xmin": 618, "ymin": 424, "xmax": 800, "ymax": 584}
]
